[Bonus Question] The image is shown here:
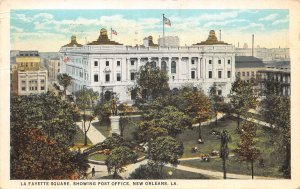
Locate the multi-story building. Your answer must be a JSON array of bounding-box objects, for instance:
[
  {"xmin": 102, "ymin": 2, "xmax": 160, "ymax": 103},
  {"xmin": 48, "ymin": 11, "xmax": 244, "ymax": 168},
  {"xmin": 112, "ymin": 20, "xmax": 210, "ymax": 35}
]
[
  {"xmin": 47, "ymin": 58, "xmax": 60, "ymax": 82},
  {"xmin": 10, "ymin": 51, "xmax": 48, "ymax": 95},
  {"xmin": 59, "ymin": 29, "xmax": 235, "ymax": 102},
  {"xmin": 235, "ymin": 56, "xmax": 265, "ymax": 82},
  {"xmin": 256, "ymin": 61, "xmax": 290, "ymax": 97},
  {"xmin": 235, "ymin": 47, "xmax": 289, "ymax": 62}
]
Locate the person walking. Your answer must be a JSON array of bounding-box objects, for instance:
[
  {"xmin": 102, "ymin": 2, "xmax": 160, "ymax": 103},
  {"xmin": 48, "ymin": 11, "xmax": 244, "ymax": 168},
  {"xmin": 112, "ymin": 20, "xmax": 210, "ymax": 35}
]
[{"xmin": 92, "ymin": 166, "xmax": 96, "ymax": 177}]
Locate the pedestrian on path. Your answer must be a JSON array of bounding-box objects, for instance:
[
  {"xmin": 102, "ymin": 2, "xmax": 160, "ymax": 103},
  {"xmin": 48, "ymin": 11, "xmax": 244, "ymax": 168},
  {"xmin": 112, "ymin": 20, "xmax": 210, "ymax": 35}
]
[{"xmin": 92, "ymin": 166, "xmax": 96, "ymax": 177}]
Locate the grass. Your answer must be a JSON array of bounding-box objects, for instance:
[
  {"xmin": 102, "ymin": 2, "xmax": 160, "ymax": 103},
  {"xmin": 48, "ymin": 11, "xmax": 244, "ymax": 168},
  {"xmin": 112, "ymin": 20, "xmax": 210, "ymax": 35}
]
[
  {"xmin": 180, "ymin": 157, "xmax": 282, "ymax": 178},
  {"xmin": 177, "ymin": 116, "xmax": 284, "ymax": 178},
  {"xmin": 73, "ymin": 125, "xmax": 92, "ymax": 145},
  {"xmin": 89, "ymin": 153, "xmax": 108, "ymax": 161},
  {"xmin": 162, "ymin": 166, "xmax": 213, "ymax": 179},
  {"xmin": 92, "ymin": 120, "xmax": 111, "ymax": 138}
]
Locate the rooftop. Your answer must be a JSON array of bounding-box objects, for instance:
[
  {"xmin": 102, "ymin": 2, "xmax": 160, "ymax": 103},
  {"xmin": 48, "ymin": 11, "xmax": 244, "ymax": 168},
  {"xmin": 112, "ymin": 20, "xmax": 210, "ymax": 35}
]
[
  {"xmin": 193, "ymin": 30, "xmax": 230, "ymax": 45},
  {"xmin": 87, "ymin": 28, "xmax": 122, "ymax": 45},
  {"xmin": 235, "ymin": 56, "xmax": 265, "ymax": 68},
  {"xmin": 63, "ymin": 35, "xmax": 83, "ymax": 47},
  {"xmin": 17, "ymin": 51, "xmax": 39, "ymax": 57}
]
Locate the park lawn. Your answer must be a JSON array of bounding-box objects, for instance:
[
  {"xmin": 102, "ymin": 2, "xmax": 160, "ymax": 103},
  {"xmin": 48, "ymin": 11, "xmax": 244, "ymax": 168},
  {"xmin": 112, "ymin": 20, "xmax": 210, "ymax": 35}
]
[
  {"xmin": 92, "ymin": 120, "xmax": 111, "ymax": 138},
  {"xmin": 177, "ymin": 116, "xmax": 284, "ymax": 178},
  {"xmin": 162, "ymin": 167, "xmax": 214, "ymax": 179},
  {"xmin": 177, "ymin": 116, "xmax": 240, "ymax": 158},
  {"xmin": 89, "ymin": 153, "xmax": 108, "ymax": 161},
  {"xmin": 73, "ymin": 125, "xmax": 92, "ymax": 145},
  {"xmin": 180, "ymin": 157, "xmax": 282, "ymax": 178}
]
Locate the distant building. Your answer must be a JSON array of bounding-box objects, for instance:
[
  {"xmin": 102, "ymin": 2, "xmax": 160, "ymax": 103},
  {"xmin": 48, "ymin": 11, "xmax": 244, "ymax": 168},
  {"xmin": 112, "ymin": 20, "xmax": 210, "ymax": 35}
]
[
  {"xmin": 47, "ymin": 58, "xmax": 60, "ymax": 82},
  {"xmin": 143, "ymin": 36, "xmax": 158, "ymax": 47},
  {"xmin": 235, "ymin": 56, "xmax": 265, "ymax": 82},
  {"xmin": 235, "ymin": 47, "xmax": 289, "ymax": 62},
  {"xmin": 158, "ymin": 36, "xmax": 180, "ymax": 47},
  {"xmin": 10, "ymin": 51, "xmax": 48, "ymax": 95},
  {"xmin": 59, "ymin": 29, "xmax": 236, "ymax": 102}
]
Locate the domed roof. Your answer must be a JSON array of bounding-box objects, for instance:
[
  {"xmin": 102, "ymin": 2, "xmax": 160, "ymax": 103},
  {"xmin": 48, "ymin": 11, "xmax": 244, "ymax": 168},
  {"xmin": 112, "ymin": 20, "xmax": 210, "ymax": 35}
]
[
  {"xmin": 193, "ymin": 30, "xmax": 230, "ymax": 45},
  {"xmin": 63, "ymin": 35, "xmax": 83, "ymax": 47},
  {"xmin": 87, "ymin": 28, "xmax": 122, "ymax": 45}
]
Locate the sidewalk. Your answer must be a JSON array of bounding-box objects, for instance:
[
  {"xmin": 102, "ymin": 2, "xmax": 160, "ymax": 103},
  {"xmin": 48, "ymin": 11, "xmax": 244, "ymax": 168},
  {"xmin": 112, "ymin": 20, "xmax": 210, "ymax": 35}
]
[{"xmin": 76, "ymin": 118, "xmax": 107, "ymax": 144}]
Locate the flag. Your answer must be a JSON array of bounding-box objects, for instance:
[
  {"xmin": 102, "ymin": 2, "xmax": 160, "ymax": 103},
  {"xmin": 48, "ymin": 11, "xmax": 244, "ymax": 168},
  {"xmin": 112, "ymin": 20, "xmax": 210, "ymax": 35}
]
[
  {"xmin": 163, "ymin": 16, "xmax": 171, "ymax": 26},
  {"xmin": 63, "ymin": 56, "xmax": 70, "ymax": 63},
  {"xmin": 111, "ymin": 28, "xmax": 117, "ymax": 35}
]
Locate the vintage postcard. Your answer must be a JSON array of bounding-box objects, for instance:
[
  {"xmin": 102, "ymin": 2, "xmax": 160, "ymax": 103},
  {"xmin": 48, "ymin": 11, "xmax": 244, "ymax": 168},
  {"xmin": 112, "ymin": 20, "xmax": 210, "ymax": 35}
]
[{"xmin": 1, "ymin": 0, "xmax": 300, "ymax": 189}]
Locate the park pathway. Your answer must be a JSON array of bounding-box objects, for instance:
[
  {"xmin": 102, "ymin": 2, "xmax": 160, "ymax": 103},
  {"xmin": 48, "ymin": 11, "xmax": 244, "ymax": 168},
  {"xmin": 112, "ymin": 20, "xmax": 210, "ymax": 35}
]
[{"xmin": 76, "ymin": 118, "xmax": 106, "ymax": 145}]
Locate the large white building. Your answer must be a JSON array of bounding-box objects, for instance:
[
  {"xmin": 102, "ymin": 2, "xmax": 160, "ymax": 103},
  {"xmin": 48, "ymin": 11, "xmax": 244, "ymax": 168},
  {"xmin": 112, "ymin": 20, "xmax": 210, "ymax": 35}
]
[{"xmin": 59, "ymin": 29, "xmax": 235, "ymax": 102}]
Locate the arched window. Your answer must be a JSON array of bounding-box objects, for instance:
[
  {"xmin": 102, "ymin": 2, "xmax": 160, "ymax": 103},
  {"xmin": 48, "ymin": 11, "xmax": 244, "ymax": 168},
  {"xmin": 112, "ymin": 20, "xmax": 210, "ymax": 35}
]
[
  {"xmin": 161, "ymin": 61, "xmax": 167, "ymax": 72},
  {"xmin": 171, "ymin": 61, "xmax": 176, "ymax": 73}
]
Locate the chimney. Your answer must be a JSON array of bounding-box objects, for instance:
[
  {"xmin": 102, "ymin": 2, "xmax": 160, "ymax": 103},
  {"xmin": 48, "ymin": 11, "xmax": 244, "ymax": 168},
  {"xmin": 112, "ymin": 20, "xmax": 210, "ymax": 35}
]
[{"xmin": 252, "ymin": 34, "xmax": 254, "ymax": 57}]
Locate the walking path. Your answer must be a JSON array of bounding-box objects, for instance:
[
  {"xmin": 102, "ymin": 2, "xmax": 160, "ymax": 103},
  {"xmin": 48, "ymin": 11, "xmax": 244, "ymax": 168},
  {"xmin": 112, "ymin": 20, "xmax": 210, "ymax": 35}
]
[
  {"xmin": 231, "ymin": 114, "xmax": 272, "ymax": 128},
  {"xmin": 164, "ymin": 164, "xmax": 278, "ymax": 179},
  {"xmin": 76, "ymin": 118, "xmax": 107, "ymax": 145}
]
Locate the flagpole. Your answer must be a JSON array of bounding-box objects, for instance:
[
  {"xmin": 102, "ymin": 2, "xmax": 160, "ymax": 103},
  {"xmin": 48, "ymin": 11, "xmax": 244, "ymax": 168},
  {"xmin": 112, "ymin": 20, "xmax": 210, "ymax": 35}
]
[{"xmin": 163, "ymin": 14, "xmax": 165, "ymax": 47}]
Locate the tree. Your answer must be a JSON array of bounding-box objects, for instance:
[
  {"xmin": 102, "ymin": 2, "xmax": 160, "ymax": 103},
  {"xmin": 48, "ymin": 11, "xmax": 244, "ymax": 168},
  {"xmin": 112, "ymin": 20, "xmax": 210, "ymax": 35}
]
[
  {"xmin": 94, "ymin": 100, "xmax": 112, "ymax": 129},
  {"xmin": 105, "ymin": 146, "xmax": 138, "ymax": 179},
  {"xmin": 230, "ymin": 78, "xmax": 257, "ymax": 131},
  {"xmin": 181, "ymin": 87, "xmax": 211, "ymax": 141},
  {"xmin": 147, "ymin": 136, "xmax": 183, "ymax": 178},
  {"xmin": 209, "ymin": 83, "xmax": 225, "ymax": 126},
  {"xmin": 135, "ymin": 61, "xmax": 170, "ymax": 101},
  {"xmin": 10, "ymin": 93, "xmax": 86, "ymax": 179},
  {"xmin": 260, "ymin": 95, "xmax": 290, "ymax": 178},
  {"xmin": 135, "ymin": 120, "xmax": 169, "ymax": 143},
  {"xmin": 57, "ymin": 73, "xmax": 73, "ymax": 96},
  {"xmin": 75, "ymin": 88, "xmax": 99, "ymax": 146},
  {"xmin": 236, "ymin": 121, "xmax": 260, "ymax": 179},
  {"xmin": 129, "ymin": 162, "xmax": 161, "ymax": 179},
  {"xmin": 220, "ymin": 130, "xmax": 230, "ymax": 179}
]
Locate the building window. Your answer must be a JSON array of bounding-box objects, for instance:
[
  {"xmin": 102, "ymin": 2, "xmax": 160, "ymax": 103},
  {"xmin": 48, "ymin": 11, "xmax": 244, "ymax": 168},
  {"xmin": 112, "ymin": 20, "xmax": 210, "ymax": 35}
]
[
  {"xmin": 106, "ymin": 61, "xmax": 109, "ymax": 66},
  {"xmin": 209, "ymin": 60, "xmax": 212, "ymax": 64},
  {"xmin": 172, "ymin": 76, "xmax": 175, "ymax": 80},
  {"xmin": 209, "ymin": 71, "xmax": 212, "ymax": 78},
  {"xmin": 191, "ymin": 71, "xmax": 196, "ymax": 79},
  {"xmin": 41, "ymin": 86, "xmax": 45, "ymax": 90},
  {"xmin": 218, "ymin": 60, "xmax": 221, "ymax": 64},
  {"xmin": 251, "ymin": 71, "xmax": 255, "ymax": 76},
  {"xmin": 242, "ymin": 72, "xmax": 245, "ymax": 76},
  {"xmin": 94, "ymin": 74, "xmax": 99, "ymax": 82},
  {"xmin": 191, "ymin": 59, "xmax": 195, "ymax": 64},
  {"xmin": 218, "ymin": 71, "xmax": 222, "ymax": 78},
  {"xmin": 94, "ymin": 61, "xmax": 98, "ymax": 66},
  {"xmin": 131, "ymin": 60, "xmax": 135, "ymax": 66},
  {"xmin": 41, "ymin": 79, "xmax": 45, "ymax": 83},
  {"xmin": 171, "ymin": 61, "xmax": 176, "ymax": 73},
  {"xmin": 105, "ymin": 74, "xmax": 110, "ymax": 82},
  {"xmin": 117, "ymin": 73, "xmax": 121, "ymax": 81},
  {"xmin": 22, "ymin": 87, "xmax": 26, "ymax": 91},
  {"xmin": 218, "ymin": 90, "xmax": 222, "ymax": 96},
  {"xmin": 228, "ymin": 60, "xmax": 231, "ymax": 64},
  {"xmin": 247, "ymin": 72, "xmax": 250, "ymax": 76},
  {"xmin": 227, "ymin": 71, "xmax": 231, "ymax": 78},
  {"xmin": 161, "ymin": 61, "xmax": 167, "ymax": 72},
  {"xmin": 130, "ymin": 72, "xmax": 135, "ymax": 80},
  {"xmin": 117, "ymin": 61, "xmax": 120, "ymax": 66}
]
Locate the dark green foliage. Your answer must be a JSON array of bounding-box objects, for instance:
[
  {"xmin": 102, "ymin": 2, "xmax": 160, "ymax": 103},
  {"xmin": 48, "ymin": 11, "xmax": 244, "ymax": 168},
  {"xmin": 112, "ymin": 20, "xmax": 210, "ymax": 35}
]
[
  {"xmin": 57, "ymin": 73, "xmax": 72, "ymax": 96},
  {"xmin": 135, "ymin": 61, "xmax": 170, "ymax": 103},
  {"xmin": 10, "ymin": 93, "xmax": 86, "ymax": 179},
  {"xmin": 94, "ymin": 101, "xmax": 111, "ymax": 122},
  {"xmin": 147, "ymin": 136, "xmax": 184, "ymax": 178},
  {"xmin": 129, "ymin": 162, "xmax": 161, "ymax": 179},
  {"xmin": 105, "ymin": 146, "xmax": 138, "ymax": 179},
  {"xmin": 220, "ymin": 130, "xmax": 230, "ymax": 179},
  {"xmin": 101, "ymin": 135, "xmax": 134, "ymax": 149},
  {"xmin": 209, "ymin": 83, "xmax": 225, "ymax": 126}
]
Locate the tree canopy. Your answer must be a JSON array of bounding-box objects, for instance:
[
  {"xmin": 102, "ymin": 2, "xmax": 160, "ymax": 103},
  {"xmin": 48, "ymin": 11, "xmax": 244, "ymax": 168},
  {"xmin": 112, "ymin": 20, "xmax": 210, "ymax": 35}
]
[{"xmin": 57, "ymin": 73, "xmax": 73, "ymax": 96}]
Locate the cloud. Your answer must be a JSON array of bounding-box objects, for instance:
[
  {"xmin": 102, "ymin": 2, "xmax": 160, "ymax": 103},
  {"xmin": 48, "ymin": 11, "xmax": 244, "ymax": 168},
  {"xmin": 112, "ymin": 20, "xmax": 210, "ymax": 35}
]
[
  {"xmin": 272, "ymin": 17, "xmax": 289, "ymax": 25},
  {"xmin": 33, "ymin": 13, "xmax": 54, "ymax": 20},
  {"xmin": 203, "ymin": 19, "xmax": 249, "ymax": 28},
  {"xmin": 238, "ymin": 22, "xmax": 265, "ymax": 31},
  {"xmin": 13, "ymin": 14, "xmax": 32, "ymax": 22},
  {"xmin": 10, "ymin": 26, "xmax": 24, "ymax": 33},
  {"xmin": 259, "ymin": 14, "xmax": 278, "ymax": 21}
]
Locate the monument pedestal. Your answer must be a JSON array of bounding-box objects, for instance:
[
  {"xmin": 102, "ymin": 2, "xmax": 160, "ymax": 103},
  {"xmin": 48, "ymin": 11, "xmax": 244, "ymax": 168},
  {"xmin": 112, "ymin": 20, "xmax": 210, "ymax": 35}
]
[{"xmin": 109, "ymin": 116, "xmax": 120, "ymax": 136}]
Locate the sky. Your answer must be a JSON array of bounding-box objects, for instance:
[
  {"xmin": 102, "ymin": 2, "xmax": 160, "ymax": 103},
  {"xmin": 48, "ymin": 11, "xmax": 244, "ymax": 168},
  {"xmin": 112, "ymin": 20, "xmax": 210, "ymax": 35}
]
[{"xmin": 10, "ymin": 9, "xmax": 289, "ymax": 52}]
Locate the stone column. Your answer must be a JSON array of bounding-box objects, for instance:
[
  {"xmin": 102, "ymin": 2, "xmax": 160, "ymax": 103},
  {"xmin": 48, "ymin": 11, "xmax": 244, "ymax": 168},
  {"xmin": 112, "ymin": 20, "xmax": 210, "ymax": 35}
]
[{"xmin": 110, "ymin": 116, "xmax": 121, "ymax": 135}]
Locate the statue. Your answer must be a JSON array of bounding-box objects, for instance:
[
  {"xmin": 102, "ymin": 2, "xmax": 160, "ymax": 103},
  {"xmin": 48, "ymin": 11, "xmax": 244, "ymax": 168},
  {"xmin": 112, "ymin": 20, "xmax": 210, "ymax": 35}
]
[{"xmin": 111, "ymin": 95, "xmax": 118, "ymax": 116}]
